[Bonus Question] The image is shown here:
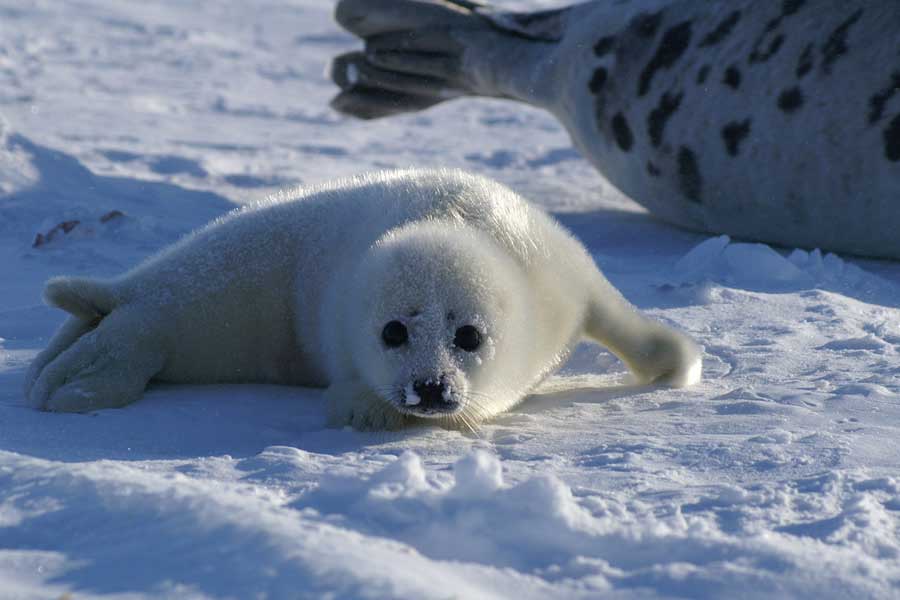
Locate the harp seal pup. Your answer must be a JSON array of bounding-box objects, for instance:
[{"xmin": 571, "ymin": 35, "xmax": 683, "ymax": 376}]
[
  {"xmin": 24, "ymin": 169, "xmax": 701, "ymax": 430},
  {"xmin": 330, "ymin": 0, "xmax": 900, "ymax": 259}
]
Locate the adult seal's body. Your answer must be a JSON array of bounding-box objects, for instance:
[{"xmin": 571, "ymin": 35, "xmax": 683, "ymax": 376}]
[
  {"xmin": 330, "ymin": 0, "xmax": 900, "ymax": 259},
  {"xmin": 25, "ymin": 169, "xmax": 700, "ymax": 430}
]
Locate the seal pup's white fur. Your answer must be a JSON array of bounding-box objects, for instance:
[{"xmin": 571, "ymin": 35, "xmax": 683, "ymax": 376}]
[{"xmin": 25, "ymin": 169, "xmax": 701, "ymax": 430}]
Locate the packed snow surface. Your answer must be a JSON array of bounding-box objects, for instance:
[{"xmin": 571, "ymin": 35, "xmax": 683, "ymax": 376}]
[{"xmin": 2, "ymin": 1, "xmax": 900, "ymax": 598}]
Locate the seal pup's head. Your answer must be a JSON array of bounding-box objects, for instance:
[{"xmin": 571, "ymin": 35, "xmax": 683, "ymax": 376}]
[{"xmin": 347, "ymin": 221, "xmax": 532, "ymax": 428}]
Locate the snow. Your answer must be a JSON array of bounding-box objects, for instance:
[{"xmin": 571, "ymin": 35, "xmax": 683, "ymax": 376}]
[{"xmin": 1, "ymin": 0, "xmax": 900, "ymax": 598}]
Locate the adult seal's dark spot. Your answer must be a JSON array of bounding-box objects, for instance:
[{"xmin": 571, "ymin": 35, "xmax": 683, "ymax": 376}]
[
  {"xmin": 884, "ymin": 115, "xmax": 900, "ymax": 162},
  {"xmin": 749, "ymin": 1, "xmax": 804, "ymax": 64},
  {"xmin": 638, "ymin": 21, "xmax": 693, "ymax": 97},
  {"xmin": 723, "ymin": 66, "xmax": 741, "ymax": 89},
  {"xmin": 778, "ymin": 87, "xmax": 804, "ymax": 113},
  {"xmin": 697, "ymin": 65, "xmax": 710, "ymax": 85},
  {"xmin": 647, "ymin": 161, "xmax": 661, "ymax": 176},
  {"xmin": 869, "ymin": 72, "xmax": 900, "ymax": 125},
  {"xmin": 612, "ymin": 112, "xmax": 634, "ymax": 151},
  {"xmin": 722, "ymin": 119, "xmax": 752, "ymax": 156},
  {"xmin": 783, "ymin": 0, "xmax": 807, "ymax": 15},
  {"xmin": 593, "ymin": 36, "xmax": 616, "ymax": 56},
  {"xmin": 630, "ymin": 11, "xmax": 664, "ymax": 39},
  {"xmin": 647, "ymin": 91, "xmax": 683, "ymax": 147},
  {"xmin": 588, "ymin": 67, "xmax": 609, "ymax": 93},
  {"xmin": 821, "ymin": 9, "xmax": 863, "ymax": 74},
  {"xmin": 699, "ymin": 10, "xmax": 741, "ymax": 48},
  {"xmin": 677, "ymin": 146, "xmax": 702, "ymax": 203},
  {"xmin": 763, "ymin": 0, "xmax": 807, "ymax": 34},
  {"xmin": 796, "ymin": 43, "xmax": 814, "ymax": 79},
  {"xmin": 749, "ymin": 33, "xmax": 784, "ymax": 64}
]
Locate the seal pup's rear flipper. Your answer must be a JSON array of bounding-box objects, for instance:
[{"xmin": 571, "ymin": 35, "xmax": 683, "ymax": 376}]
[
  {"xmin": 330, "ymin": 0, "xmax": 568, "ymax": 118},
  {"xmin": 28, "ymin": 308, "xmax": 166, "ymax": 412},
  {"xmin": 23, "ymin": 316, "xmax": 97, "ymax": 403}
]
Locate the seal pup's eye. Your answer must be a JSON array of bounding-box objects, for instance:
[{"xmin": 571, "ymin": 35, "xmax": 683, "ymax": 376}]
[
  {"xmin": 454, "ymin": 325, "xmax": 481, "ymax": 352},
  {"xmin": 382, "ymin": 320, "xmax": 408, "ymax": 348}
]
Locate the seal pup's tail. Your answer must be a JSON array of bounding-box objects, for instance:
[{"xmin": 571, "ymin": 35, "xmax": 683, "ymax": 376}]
[
  {"xmin": 330, "ymin": 0, "xmax": 568, "ymax": 119},
  {"xmin": 43, "ymin": 276, "xmax": 117, "ymax": 322}
]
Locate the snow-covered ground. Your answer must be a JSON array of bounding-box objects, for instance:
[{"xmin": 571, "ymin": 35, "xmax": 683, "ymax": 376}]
[{"xmin": 2, "ymin": 1, "xmax": 900, "ymax": 598}]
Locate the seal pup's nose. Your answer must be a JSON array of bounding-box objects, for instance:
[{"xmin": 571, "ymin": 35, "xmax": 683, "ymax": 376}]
[{"xmin": 409, "ymin": 380, "xmax": 456, "ymax": 413}]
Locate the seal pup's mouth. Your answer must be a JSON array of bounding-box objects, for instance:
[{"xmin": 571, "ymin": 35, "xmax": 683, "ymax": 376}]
[{"xmin": 396, "ymin": 379, "xmax": 462, "ymax": 418}]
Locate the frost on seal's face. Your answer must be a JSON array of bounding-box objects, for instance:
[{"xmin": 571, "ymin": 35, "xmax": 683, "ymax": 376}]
[{"xmin": 347, "ymin": 222, "xmax": 529, "ymax": 425}]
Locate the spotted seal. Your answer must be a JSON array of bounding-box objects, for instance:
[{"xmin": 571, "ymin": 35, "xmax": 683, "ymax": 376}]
[
  {"xmin": 24, "ymin": 169, "xmax": 700, "ymax": 430},
  {"xmin": 330, "ymin": 0, "xmax": 900, "ymax": 259}
]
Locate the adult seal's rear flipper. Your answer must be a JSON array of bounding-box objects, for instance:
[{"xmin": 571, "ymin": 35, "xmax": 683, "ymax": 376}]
[{"xmin": 330, "ymin": 0, "xmax": 568, "ymax": 119}]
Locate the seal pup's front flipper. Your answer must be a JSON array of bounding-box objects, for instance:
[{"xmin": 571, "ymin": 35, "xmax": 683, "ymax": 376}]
[
  {"xmin": 324, "ymin": 380, "xmax": 408, "ymax": 431},
  {"xmin": 583, "ymin": 284, "xmax": 702, "ymax": 388},
  {"xmin": 330, "ymin": 0, "xmax": 569, "ymax": 118}
]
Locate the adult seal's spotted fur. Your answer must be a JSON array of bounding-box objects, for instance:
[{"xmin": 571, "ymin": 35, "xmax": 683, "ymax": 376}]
[
  {"xmin": 330, "ymin": 0, "xmax": 900, "ymax": 260},
  {"xmin": 24, "ymin": 169, "xmax": 700, "ymax": 430}
]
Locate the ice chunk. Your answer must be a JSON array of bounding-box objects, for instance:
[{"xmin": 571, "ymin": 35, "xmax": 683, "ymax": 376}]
[
  {"xmin": 722, "ymin": 243, "xmax": 812, "ymax": 287},
  {"xmin": 674, "ymin": 234, "xmax": 730, "ymax": 276}
]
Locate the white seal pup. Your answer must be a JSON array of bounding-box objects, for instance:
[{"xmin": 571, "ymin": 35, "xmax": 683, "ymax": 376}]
[
  {"xmin": 24, "ymin": 169, "xmax": 701, "ymax": 430},
  {"xmin": 330, "ymin": 0, "xmax": 900, "ymax": 260}
]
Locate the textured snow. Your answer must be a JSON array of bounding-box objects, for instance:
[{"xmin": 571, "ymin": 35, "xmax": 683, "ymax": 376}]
[{"xmin": 2, "ymin": 0, "xmax": 900, "ymax": 598}]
